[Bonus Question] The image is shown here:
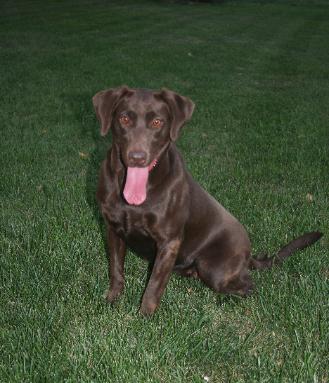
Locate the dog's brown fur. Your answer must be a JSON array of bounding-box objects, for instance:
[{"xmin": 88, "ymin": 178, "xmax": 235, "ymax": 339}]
[{"xmin": 93, "ymin": 86, "xmax": 322, "ymax": 315}]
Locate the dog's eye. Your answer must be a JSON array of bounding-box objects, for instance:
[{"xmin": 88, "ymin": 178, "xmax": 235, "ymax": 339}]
[
  {"xmin": 119, "ymin": 115, "xmax": 130, "ymax": 125},
  {"xmin": 151, "ymin": 118, "xmax": 162, "ymax": 128}
]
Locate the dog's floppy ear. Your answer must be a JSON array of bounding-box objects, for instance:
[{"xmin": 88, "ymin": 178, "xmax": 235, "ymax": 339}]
[
  {"xmin": 160, "ymin": 89, "xmax": 195, "ymax": 141},
  {"xmin": 92, "ymin": 86, "xmax": 130, "ymax": 136}
]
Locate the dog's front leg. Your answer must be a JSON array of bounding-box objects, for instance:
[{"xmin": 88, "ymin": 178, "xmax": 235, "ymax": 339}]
[
  {"xmin": 106, "ymin": 227, "xmax": 126, "ymax": 303},
  {"xmin": 140, "ymin": 238, "xmax": 181, "ymax": 316}
]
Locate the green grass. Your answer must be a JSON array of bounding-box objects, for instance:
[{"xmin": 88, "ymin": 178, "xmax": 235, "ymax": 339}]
[{"xmin": 1, "ymin": 0, "xmax": 328, "ymax": 381}]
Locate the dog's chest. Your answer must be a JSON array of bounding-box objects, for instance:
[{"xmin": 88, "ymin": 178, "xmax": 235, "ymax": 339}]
[
  {"xmin": 102, "ymin": 200, "xmax": 157, "ymax": 259},
  {"xmin": 102, "ymin": 200, "xmax": 157, "ymax": 239}
]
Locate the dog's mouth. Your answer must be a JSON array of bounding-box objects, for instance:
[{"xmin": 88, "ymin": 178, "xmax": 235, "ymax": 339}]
[{"xmin": 123, "ymin": 158, "xmax": 158, "ymax": 206}]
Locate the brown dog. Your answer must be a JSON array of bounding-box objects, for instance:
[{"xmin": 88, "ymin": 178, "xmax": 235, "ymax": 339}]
[{"xmin": 93, "ymin": 86, "xmax": 322, "ymax": 315}]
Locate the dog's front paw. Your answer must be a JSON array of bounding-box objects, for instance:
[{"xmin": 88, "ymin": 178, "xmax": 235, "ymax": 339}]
[
  {"xmin": 139, "ymin": 300, "xmax": 157, "ymax": 316},
  {"xmin": 105, "ymin": 288, "xmax": 122, "ymax": 304}
]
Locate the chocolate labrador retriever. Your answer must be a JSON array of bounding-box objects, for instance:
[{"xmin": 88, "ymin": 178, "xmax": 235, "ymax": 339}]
[{"xmin": 93, "ymin": 86, "xmax": 322, "ymax": 315}]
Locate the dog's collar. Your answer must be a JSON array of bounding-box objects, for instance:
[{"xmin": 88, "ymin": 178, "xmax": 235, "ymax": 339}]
[{"xmin": 148, "ymin": 158, "xmax": 158, "ymax": 171}]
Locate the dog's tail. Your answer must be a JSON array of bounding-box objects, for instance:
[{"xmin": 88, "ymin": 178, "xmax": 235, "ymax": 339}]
[{"xmin": 249, "ymin": 231, "xmax": 323, "ymax": 270}]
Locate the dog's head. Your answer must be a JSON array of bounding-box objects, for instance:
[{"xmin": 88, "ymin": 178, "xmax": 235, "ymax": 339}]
[{"xmin": 92, "ymin": 86, "xmax": 194, "ymax": 205}]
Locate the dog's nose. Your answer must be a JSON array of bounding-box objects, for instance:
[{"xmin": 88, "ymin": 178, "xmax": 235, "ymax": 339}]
[{"xmin": 128, "ymin": 151, "xmax": 147, "ymax": 166}]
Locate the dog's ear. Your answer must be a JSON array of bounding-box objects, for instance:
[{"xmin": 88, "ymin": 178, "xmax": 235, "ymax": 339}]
[
  {"xmin": 160, "ymin": 89, "xmax": 195, "ymax": 141},
  {"xmin": 92, "ymin": 86, "xmax": 130, "ymax": 136}
]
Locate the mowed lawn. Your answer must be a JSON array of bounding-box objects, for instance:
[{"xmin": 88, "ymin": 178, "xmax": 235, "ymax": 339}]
[{"xmin": 1, "ymin": 0, "xmax": 328, "ymax": 382}]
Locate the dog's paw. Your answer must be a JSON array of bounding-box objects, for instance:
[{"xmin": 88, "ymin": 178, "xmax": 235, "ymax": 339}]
[
  {"xmin": 139, "ymin": 301, "xmax": 157, "ymax": 316},
  {"xmin": 105, "ymin": 289, "xmax": 122, "ymax": 304}
]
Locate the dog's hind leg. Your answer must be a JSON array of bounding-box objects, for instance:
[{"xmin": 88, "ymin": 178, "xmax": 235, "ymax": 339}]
[{"xmin": 195, "ymin": 245, "xmax": 253, "ymax": 297}]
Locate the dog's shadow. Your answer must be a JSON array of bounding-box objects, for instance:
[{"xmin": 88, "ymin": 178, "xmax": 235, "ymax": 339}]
[{"xmin": 67, "ymin": 91, "xmax": 109, "ymax": 258}]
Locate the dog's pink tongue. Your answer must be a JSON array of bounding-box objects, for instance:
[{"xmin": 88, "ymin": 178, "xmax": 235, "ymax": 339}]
[{"xmin": 123, "ymin": 167, "xmax": 149, "ymax": 205}]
